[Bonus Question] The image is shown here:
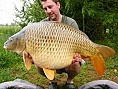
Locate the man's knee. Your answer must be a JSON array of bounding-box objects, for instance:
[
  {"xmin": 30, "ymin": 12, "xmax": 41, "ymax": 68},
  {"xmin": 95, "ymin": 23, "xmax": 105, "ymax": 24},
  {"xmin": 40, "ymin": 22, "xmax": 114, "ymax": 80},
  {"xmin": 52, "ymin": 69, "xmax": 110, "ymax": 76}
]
[{"xmin": 65, "ymin": 62, "xmax": 81, "ymax": 76}]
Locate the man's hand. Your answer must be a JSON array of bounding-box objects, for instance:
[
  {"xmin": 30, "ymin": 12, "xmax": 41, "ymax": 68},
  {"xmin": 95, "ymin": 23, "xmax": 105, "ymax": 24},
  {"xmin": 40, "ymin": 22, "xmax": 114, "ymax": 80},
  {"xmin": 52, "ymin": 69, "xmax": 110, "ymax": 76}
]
[
  {"xmin": 27, "ymin": 53, "xmax": 34, "ymax": 64},
  {"xmin": 72, "ymin": 53, "xmax": 82, "ymax": 63},
  {"xmin": 72, "ymin": 53, "xmax": 85, "ymax": 65}
]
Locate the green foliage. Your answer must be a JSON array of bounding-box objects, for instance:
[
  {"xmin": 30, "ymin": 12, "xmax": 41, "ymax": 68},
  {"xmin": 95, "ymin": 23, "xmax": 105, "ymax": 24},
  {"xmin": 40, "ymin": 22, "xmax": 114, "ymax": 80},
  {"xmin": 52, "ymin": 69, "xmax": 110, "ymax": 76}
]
[
  {"xmin": 81, "ymin": 0, "xmax": 118, "ymax": 40},
  {"xmin": 0, "ymin": 26, "xmax": 22, "ymax": 82}
]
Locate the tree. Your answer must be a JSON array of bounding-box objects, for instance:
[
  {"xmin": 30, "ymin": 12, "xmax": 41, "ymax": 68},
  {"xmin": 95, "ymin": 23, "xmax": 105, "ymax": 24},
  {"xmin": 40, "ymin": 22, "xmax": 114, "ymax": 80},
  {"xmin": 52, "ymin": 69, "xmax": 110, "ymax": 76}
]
[
  {"xmin": 82, "ymin": 0, "xmax": 118, "ymax": 40},
  {"xmin": 15, "ymin": 0, "xmax": 46, "ymax": 28}
]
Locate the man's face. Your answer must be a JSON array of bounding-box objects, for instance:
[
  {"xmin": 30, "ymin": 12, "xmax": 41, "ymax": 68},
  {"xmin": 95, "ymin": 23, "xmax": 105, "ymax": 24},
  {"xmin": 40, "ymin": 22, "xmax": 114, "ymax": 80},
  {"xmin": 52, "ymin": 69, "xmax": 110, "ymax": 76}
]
[{"xmin": 41, "ymin": 0, "xmax": 60, "ymax": 21}]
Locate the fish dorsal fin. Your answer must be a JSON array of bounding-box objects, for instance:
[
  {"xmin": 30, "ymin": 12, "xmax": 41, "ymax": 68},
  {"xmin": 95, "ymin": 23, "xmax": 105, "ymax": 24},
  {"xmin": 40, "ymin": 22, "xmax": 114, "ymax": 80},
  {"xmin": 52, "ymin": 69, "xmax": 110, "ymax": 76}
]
[
  {"xmin": 23, "ymin": 51, "xmax": 32, "ymax": 70},
  {"xmin": 43, "ymin": 68, "xmax": 56, "ymax": 80}
]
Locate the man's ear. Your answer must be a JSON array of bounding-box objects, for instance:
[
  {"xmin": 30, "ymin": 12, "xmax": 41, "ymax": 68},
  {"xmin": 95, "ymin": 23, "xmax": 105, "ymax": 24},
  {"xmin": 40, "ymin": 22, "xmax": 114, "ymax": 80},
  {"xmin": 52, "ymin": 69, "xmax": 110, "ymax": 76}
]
[{"xmin": 57, "ymin": 2, "xmax": 60, "ymax": 9}]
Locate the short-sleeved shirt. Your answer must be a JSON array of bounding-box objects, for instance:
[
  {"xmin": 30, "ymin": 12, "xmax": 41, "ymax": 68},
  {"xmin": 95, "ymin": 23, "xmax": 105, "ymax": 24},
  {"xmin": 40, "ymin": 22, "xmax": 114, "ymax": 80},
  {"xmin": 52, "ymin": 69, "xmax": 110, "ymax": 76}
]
[{"xmin": 41, "ymin": 15, "xmax": 79, "ymax": 30}]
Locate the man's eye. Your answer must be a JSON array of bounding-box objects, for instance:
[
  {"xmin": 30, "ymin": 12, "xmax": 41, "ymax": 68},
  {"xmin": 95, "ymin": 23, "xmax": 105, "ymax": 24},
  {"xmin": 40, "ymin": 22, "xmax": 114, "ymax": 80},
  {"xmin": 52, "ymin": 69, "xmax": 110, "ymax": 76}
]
[
  {"xmin": 48, "ymin": 6, "xmax": 53, "ymax": 9},
  {"xmin": 44, "ymin": 8, "xmax": 47, "ymax": 11}
]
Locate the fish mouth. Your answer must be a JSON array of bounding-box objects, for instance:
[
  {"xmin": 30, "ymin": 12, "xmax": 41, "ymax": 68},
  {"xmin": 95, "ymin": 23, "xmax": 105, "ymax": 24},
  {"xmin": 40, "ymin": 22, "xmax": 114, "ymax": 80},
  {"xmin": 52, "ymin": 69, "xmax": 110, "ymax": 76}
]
[
  {"xmin": 3, "ymin": 45, "xmax": 11, "ymax": 50},
  {"xmin": 3, "ymin": 45, "xmax": 7, "ymax": 49}
]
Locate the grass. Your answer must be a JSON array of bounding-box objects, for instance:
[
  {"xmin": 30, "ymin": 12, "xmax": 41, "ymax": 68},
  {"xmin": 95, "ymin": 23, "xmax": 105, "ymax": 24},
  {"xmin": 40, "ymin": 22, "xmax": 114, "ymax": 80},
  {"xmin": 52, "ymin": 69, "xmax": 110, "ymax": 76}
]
[{"xmin": 0, "ymin": 26, "xmax": 118, "ymax": 89}]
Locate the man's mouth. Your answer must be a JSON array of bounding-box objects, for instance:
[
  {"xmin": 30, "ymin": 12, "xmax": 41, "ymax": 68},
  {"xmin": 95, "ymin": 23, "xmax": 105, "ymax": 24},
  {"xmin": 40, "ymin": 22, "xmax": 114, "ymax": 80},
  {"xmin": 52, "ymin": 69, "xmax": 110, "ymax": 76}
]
[{"xmin": 49, "ymin": 14, "xmax": 54, "ymax": 17}]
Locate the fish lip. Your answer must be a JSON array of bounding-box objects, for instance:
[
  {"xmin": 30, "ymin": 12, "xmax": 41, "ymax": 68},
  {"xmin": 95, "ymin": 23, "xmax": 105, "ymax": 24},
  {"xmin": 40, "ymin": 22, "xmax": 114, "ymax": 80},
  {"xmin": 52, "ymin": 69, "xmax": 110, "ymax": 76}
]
[
  {"xmin": 3, "ymin": 45, "xmax": 9, "ymax": 50},
  {"xmin": 3, "ymin": 45, "xmax": 7, "ymax": 49}
]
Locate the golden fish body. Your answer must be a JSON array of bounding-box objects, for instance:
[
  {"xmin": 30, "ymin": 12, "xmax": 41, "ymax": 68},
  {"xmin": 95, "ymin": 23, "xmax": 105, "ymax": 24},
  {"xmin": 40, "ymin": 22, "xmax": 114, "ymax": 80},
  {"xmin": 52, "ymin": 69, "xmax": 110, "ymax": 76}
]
[
  {"xmin": 25, "ymin": 22, "xmax": 95, "ymax": 69},
  {"xmin": 4, "ymin": 21, "xmax": 115, "ymax": 80}
]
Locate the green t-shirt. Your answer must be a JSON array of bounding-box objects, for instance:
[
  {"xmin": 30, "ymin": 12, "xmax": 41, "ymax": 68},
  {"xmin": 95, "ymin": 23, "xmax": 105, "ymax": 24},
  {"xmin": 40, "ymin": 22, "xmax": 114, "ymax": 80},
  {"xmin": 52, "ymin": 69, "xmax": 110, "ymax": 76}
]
[{"xmin": 41, "ymin": 15, "xmax": 79, "ymax": 30}]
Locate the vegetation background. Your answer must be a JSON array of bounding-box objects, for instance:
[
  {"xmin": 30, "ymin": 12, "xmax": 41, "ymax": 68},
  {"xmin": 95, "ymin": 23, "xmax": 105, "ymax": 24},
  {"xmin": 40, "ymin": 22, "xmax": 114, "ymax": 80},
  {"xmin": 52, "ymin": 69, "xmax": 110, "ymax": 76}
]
[{"xmin": 0, "ymin": 0, "xmax": 118, "ymax": 88}]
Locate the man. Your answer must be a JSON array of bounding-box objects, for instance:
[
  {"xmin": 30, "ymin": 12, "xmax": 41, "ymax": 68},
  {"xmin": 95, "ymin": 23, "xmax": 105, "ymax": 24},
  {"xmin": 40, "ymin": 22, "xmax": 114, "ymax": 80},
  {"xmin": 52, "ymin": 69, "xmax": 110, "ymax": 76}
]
[
  {"xmin": 36, "ymin": 0, "xmax": 84, "ymax": 89},
  {"xmin": 40, "ymin": 0, "xmax": 79, "ymax": 30}
]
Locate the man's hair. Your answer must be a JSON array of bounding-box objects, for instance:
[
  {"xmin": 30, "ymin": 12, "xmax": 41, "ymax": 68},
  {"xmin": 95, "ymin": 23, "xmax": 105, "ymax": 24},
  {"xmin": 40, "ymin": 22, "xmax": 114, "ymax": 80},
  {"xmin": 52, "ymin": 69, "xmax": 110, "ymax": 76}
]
[{"xmin": 40, "ymin": 0, "xmax": 59, "ymax": 4}]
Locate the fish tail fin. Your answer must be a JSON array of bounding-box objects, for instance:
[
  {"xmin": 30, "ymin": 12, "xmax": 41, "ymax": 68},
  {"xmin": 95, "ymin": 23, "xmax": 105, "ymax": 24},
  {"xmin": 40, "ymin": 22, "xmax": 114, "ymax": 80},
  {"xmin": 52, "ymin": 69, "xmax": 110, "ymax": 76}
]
[
  {"xmin": 89, "ymin": 45, "xmax": 115, "ymax": 76},
  {"xmin": 90, "ymin": 55, "xmax": 106, "ymax": 76},
  {"xmin": 97, "ymin": 46, "xmax": 115, "ymax": 59}
]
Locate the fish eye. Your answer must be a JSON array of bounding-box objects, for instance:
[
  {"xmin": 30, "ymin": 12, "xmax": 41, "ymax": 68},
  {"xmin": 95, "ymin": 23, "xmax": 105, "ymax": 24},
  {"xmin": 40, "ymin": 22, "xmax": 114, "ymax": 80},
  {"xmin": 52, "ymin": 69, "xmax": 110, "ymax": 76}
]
[
  {"xmin": 9, "ymin": 37, "xmax": 13, "ymax": 42},
  {"xmin": 10, "ymin": 39, "xmax": 13, "ymax": 42}
]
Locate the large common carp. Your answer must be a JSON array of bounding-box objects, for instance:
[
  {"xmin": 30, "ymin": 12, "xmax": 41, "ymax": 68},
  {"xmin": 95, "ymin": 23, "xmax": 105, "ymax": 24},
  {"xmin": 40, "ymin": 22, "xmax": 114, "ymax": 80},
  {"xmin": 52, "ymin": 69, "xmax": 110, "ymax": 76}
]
[{"xmin": 4, "ymin": 21, "xmax": 115, "ymax": 80}]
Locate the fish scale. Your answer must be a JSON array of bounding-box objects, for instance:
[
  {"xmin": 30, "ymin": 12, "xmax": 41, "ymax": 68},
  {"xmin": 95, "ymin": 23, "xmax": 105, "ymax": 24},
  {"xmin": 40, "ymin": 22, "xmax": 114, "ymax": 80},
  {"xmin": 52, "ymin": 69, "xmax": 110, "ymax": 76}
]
[{"xmin": 4, "ymin": 21, "xmax": 115, "ymax": 80}]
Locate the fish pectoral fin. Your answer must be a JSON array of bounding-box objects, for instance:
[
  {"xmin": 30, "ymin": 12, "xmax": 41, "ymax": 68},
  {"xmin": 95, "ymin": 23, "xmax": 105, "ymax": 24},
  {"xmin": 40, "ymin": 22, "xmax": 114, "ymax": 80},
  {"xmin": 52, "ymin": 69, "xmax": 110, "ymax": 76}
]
[
  {"xmin": 23, "ymin": 51, "xmax": 32, "ymax": 70},
  {"xmin": 43, "ymin": 68, "xmax": 56, "ymax": 80}
]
